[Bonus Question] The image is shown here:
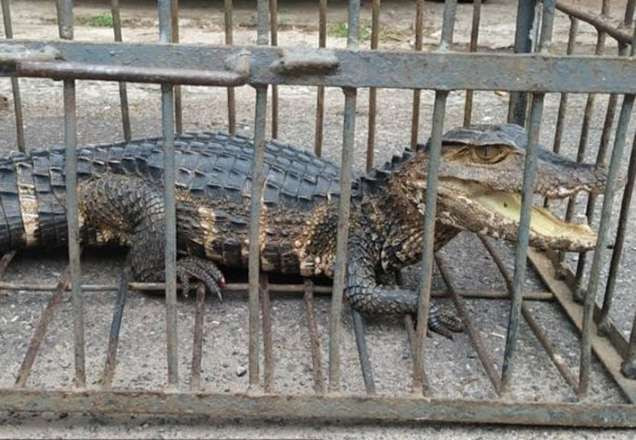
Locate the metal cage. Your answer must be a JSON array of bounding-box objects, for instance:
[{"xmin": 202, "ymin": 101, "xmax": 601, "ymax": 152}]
[{"xmin": 0, "ymin": 0, "xmax": 635, "ymax": 427}]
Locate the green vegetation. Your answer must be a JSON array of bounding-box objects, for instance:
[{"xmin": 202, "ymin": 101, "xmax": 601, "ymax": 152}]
[
  {"xmin": 77, "ymin": 13, "xmax": 114, "ymax": 28},
  {"xmin": 328, "ymin": 21, "xmax": 371, "ymax": 41}
]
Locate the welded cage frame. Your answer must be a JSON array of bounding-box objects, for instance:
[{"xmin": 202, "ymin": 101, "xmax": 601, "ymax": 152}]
[{"xmin": 0, "ymin": 0, "xmax": 635, "ymax": 428}]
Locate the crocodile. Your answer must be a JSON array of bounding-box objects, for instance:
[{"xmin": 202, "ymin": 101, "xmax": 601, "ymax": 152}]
[{"xmin": 0, "ymin": 123, "xmax": 606, "ymax": 336}]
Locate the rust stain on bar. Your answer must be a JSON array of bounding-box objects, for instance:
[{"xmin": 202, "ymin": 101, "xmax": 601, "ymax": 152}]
[
  {"xmin": 15, "ymin": 268, "xmax": 71, "ymax": 387},
  {"xmin": 100, "ymin": 270, "xmax": 129, "ymax": 388},
  {"xmin": 303, "ymin": 280, "xmax": 326, "ymax": 394},
  {"xmin": 190, "ymin": 283, "xmax": 206, "ymax": 391},
  {"xmin": 260, "ymin": 274, "xmax": 274, "ymax": 392}
]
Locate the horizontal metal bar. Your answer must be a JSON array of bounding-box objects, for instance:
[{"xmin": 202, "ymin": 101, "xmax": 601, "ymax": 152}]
[
  {"xmin": 0, "ymin": 388, "xmax": 635, "ymax": 427},
  {"xmin": 555, "ymin": 0, "xmax": 633, "ymax": 44},
  {"xmin": 1, "ymin": 41, "xmax": 635, "ymax": 93},
  {"xmin": 0, "ymin": 282, "xmax": 551, "ymax": 300},
  {"xmin": 12, "ymin": 59, "xmax": 250, "ymax": 86},
  {"xmin": 528, "ymin": 249, "xmax": 636, "ymax": 404}
]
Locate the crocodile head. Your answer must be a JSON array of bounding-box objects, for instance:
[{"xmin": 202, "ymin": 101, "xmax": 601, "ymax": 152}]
[{"xmin": 403, "ymin": 124, "xmax": 607, "ymax": 252}]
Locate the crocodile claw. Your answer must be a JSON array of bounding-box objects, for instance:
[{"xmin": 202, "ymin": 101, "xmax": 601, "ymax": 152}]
[{"xmin": 176, "ymin": 256, "xmax": 225, "ymax": 302}]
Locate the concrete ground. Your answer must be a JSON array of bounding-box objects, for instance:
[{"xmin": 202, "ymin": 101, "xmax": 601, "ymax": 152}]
[{"xmin": 0, "ymin": 0, "xmax": 636, "ymax": 438}]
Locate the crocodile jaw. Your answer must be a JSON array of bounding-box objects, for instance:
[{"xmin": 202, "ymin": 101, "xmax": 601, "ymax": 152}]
[{"xmin": 436, "ymin": 184, "xmax": 598, "ymax": 252}]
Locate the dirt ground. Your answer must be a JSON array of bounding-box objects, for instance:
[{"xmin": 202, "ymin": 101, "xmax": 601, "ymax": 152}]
[{"xmin": 1, "ymin": 0, "xmax": 636, "ymax": 438}]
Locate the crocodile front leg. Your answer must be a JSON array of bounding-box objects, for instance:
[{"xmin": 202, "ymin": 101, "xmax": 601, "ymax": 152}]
[{"xmin": 344, "ymin": 235, "xmax": 460, "ymax": 338}]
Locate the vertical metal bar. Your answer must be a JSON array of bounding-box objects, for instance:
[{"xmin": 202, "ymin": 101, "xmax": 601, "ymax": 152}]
[
  {"xmin": 351, "ymin": 309, "xmax": 376, "ymax": 394},
  {"xmin": 246, "ymin": 0, "xmax": 270, "ymax": 390},
  {"xmin": 366, "ymin": 0, "xmax": 380, "ymax": 172},
  {"xmin": 508, "ymin": 0, "xmax": 537, "ymax": 126},
  {"xmin": 101, "ymin": 269, "xmax": 129, "ymax": 388},
  {"xmin": 303, "ymin": 280, "xmax": 326, "ymax": 394},
  {"xmin": 623, "ymin": 305, "xmax": 636, "ymax": 378},
  {"xmin": 313, "ymin": 0, "xmax": 327, "ymax": 157},
  {"xmin": 1, "ymin": 0, "xmax": 25, "ymax": 152},
  {"xmin": 412, "ymin": 0, "xmax": 456, "ymax": 395},
  {"xmin": 479, "ymin": 237, "xmax": 578, "ymax": 391},
  {"xmin": 500, "ymin": 93, "xmax": 545, "ymax": 391},
  {"xmin": 463, "ymin": 0, "xmax": 482, "ymax": 128},
  {"xmin": 260, "ymin": 274, "xmax": 274, "ymax": 392},
  {"xmin": 171, "ymin": 0, "xmax": 182, "ymax": 135},
  {"xmin": 598, "ymin": 131, "xmax": 636, "ymax": 332},
  {"xmin": 110, "ymin": 0, "xmax": 131, "ymax": 141},
  {"xmin": 551, "ymin": 17, "xmax": 578, "ymax": 156},
  {"xmin": 580, "ymin": 93, "xmax": 635, "ymax": 397},
  {"xmin": 158, "ymin": 0, "xmax": 179, "ymax": 387},
  {"xmin": 412, "ymin": 91, "xmax": 447, "ymax": 394},
  {"xmin": 575, "ymin": 2, "xmax": 630, "ymax": 288},
  {"xmin": 224, "ymin": 0, "xmax": 236, "ymax": 135},
  {"xmin": 57, "ymin": 0, "xmax": 86, "ymax": 388},
  {"xmin": 500, "ymin": 0, "xmax": 553, "ymax": 391},
  {"xmin": 410, "ymin": 0, "xmax": 424, "ymax": 149},
  {"xmin": 327, "ymin": 0, "xmax": 359, "ymax": 393},
  {"xmin": 15, "ymin": 270, "xmax": 71, "ymax": 387},
  {"xmin": 563, "ymin": 24, "xmax": 608, "ymax": 224},
  {"xmin": 270, "ymin": 0, "xmax": 278, "ymax": 139},
  {"xmin": 248, "ymin": 87, "xmax": 268, "ymax": 388},
  {"xmin": 190, "ymin": 283, "xmax": 206, "ymax": 390},
  {"xmin": 403, "ymin": 315, "xmax": 429, "ymax": 391}
]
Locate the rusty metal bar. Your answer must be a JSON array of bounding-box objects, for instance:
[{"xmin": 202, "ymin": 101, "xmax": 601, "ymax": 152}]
[
  {"xmin": 0, "ymin": 281, "xmax": 552, "ymax": 301},
  {"xmin": 3, "ymin": 41, "xmax": 636, "ymax": 93},
  {"xmin": 410, "ymin": 0, "xmax": 424, "ymax": 148},
  {"xmin": 101, "ymin": 269, "xmax": 129, "ymax": 388},
  {"xmin": 413, "ymin": 91, "xmax": 448, "ymax": 394},
  {"xmin": 551, "ymin": 17, "xmax": 578, "ymax": 156},
  {"xmin": 269, "ymin": 0, "xmax": 278, "ymax": 139},
  {"xmin": 171, "ymin": 0, "xmax": 182, "ymax": 135},
  {"xmin": 479, "ymin": 237, "xmax": 578, "ymax": 391},
  {"xmin": 500, "ymin": 93, "xmax": 545, "ymax": 392},
  {"xmin": 528, "ymin": 249, "xmax": 636, "ymax": 403},
  {"xmin": 303, "ymin": 280, "xmax": 326, "ymax": 394},
  {"xmin": 1, "ymin": 0, "xmax": 25, "ymax": 151},
  {"xmin": 463, "ymin": 0, "xmax": 482, "ymax": 128},
  {"xmin": 190, "ymin": 283, "xmax": 206, "ymax": 391},
  {"xmin": 110, "ymin": 0, "xmax": 131, "ymax": 141},
  {"xmin": 366, "ymin": 0, "xmax": 380, "ymax": 172},
  {"xmin": 351, "ymin": 309, "xmax": 376, "ymax": 395},
  {"xmin": 436, "ymin": 255, "xmax": 502, "ymax": 395},
  {"xmin": 260, "ymin": 274, "xmax": 274, "ymax": 392},
  {"xmin": 508, "ymin": 0, "xmax": 536, "ymax": 126},
  {"xmin": 2, "ymin": 388, "xmax": 636, "ymax": 427},
  {"xmin": 313, "ymin": 0, "xmax": 327, "ymax": 157},
  {"xmin": 580, "ymin": 95, "xmax": 635, "ymax": 397},
  {"xmin": 246, "ymin": 0, "xmax": 270, "ymax": 390},
  {"xmin": 564, "ymin": 19, "xmax": 609, "ymax": 225},
  {"xmin": 501, "ymin": 0, "xmax": 554, "ymax": 392},
  {"xmin": 15, "ymin": 269, "xmax": 71, "ymax": 387},
  {"xmin": 555, "ymin": 0, "xmax": 632, "ymax": 44},
  {"xmin": 224, "ymin": 0, "xmax": 236, "ymax": 135},
  {"xmin": 598, "ymin": 130, "xmax": 636, "ymax": 332},
  {"xmin": 412, "ymin": 0, "xmax": 457, "ymax": 395},
  {"xmin": 158, "ymin": 0, "xmax": 179, "ymax": 388},
  {"xmin": 403, "ymin": 315, "xmax": 429, "ymax": 392},
  {"xmin": 57, "ymin": 0, "xmax": 86, "ymax": 389},
  {"xmin": 13, "ymin": 59, "xmax": 250, "ymax": 87}
]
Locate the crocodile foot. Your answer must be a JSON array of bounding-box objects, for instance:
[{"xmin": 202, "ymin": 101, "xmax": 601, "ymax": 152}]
[
  {"xmin": 427, "ymin": 306, "xmax": 464, "ymax": 340},
  {"xmin": 177, "ymin": 256, "xmax": 225, "ymax": 301}
]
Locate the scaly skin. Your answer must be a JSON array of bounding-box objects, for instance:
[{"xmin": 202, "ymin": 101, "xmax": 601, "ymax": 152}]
[{"xmin": 0, "ymin": 125, "xmax": 607, "ymax": 336}]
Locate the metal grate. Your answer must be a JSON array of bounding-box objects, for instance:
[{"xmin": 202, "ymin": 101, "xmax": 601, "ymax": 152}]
[{"xmin": 0, "ymin": 0, "xmax": 635, "ymax": 427}]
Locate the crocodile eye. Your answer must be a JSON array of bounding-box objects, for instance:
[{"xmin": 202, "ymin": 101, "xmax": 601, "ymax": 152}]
[{"xmin": 471, "ymin": 145, "xmax": 506, "ymax": 164}]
